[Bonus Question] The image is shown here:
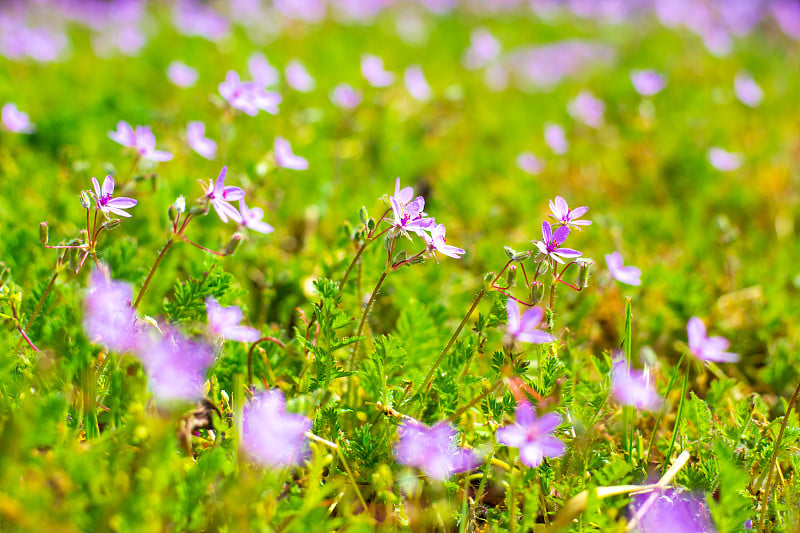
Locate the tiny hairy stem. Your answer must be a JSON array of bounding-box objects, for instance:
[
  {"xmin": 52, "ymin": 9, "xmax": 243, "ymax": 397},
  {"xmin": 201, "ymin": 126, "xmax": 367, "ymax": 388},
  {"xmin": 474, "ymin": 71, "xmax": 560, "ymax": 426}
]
[
  {"xmin": 247, "ymin": 336, "xmax": 285, "ymax": 388},
  {"xmin": 757, "ymin": 378, "xmax": 800, "ymax": 533},
  {"xmin": 347, "ymin": 271, "xmax": 388, "ymax": 371},
  {"xmin": 133, "ymin": 238, "xmax": 173, "ymax": 309},
  {"xmin": 10, "ymin": 301, "xmax": 40, "ymax": 352},
  {"xmin": 181, "ymin": 236, "xmax": 227, "ymax": 257}
]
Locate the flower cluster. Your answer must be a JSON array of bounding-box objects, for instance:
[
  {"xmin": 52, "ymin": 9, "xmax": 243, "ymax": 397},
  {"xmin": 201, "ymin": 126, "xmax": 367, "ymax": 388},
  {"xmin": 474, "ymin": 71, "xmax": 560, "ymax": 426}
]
[
  {"xmin": 219, "ymin": 70, "xmax": 281, "ymax": 116},
  {"xmin": 200, "ymin": 166, "xmax": 272, "ymax": 234}
]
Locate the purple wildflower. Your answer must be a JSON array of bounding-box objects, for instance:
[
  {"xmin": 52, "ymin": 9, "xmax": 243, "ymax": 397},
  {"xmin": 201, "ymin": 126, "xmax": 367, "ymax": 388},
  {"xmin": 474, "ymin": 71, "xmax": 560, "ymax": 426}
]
[
  {"xmin": 506, "ymin": 299, "xmax": 554, "ymax": 345},
  {"xmin": 1, "ymin": 103, "xmax": 35, "ymax": 133},
  {"xmin": 137, "ymin": 328, "xmax": 215, "ymax": 402},
  {"xmin": 629, "ymin": 489, "xmax": 716, "ymax": 533},
  {"xmin": 463, "ymin": 28, "xmax": 501, "ymax": 69},
  {"xmin": 274, "ymin": 137, "xmax": 309, "ymax": 170},
  {"xmin": 404, "ymin": 65, "xmax": 432, "ymax": 102},
  {"xmin": 567, "ymin": 90, "xmax": 605, "ymax": 128},
  {"xmin": 533, "ymin": 222, "xmax": 582, "ymax": 264},
  {"xmin": 84, "ymin": 267, "xmax": 140, "ymax": 353},
  {"xmin": 239, "ymin": 199, "xmax": 274, "ymax": 234},
  {"xmin": 186, "ymin": 121, "xmax": 217, "ymax": 160},
  {"xmin": 496, "ymin": 403, "xmax": 565, "ymax": 468},
  {"xmin": 394, "ymin": 420, "xmax": 480, "ymax": 481},
  {"xmin": 424, "ymin": 223, "xmax": 465, "ymax": 261},
  {"xmin": 549, "ymin": 196, "xmax": 591, "ymax": 230},
  {"xmin": 630, "ymin": 69, "xmax": 666, "ymax": 96},
  {"xmin": 241, "ymin": 389, "xmax": 312, "ymax": 467},
  {"xmin": 202, "ymin": 166, "xmax": 245, "ymax": 224},
  {"xmin": 285, "ymin": 60, "xmax": 315, "ymax": 92},
  {"xmin": 361, "ymin": 54, "xmax": 396, "ymax": 87},
  {"xmin": 330, "ymin": 83, "xmax": 362, "ymax": 110},
  {"xmin": 611, "ymin": 358, "xmax": 662, "ymax": 411},
  {"xmin": 108, "ymin": 121, "xmax": 173, "ymax": 162},
  {"xmin": 205, "ymin": 296, "xmax": 260, "ymax": 343},
  {"xmin": 167, "ymin": 60, "xmax": 198, "ymax": 88},
  {"xmin": 707, "ymin": 147, "xmax": 742, "ymax": 172},
  {"xmin": 544, "ymin": 123, "xmax": 568, "ymax": 155},
  {"xmin": 734, "ymin": 71, "xmax": 763, "ymax": 108},
  {"xmin": 687, "ymin": 317, "xmax": 739, "ymax": 363},
  {"xmin": 389, "ymin": 178, "xmax": 434, "ymax": 238},
  {"xmin": 91, "ymin": 176, "xmax": 137, "ymax": 218},
  {"xmin": 248, "ymin": 52, "xmax": 279, "ymax": 87},
  {"xmin": 219, "ymin": 71, "xmax": 281, "ymax": 116},
  {"xmin": 605, "ymin": 252, "xmax": 641, "ymax": 286},
  {"xmin": 516, "ymin": 152, "xmax": 543, "ymax": 175}
]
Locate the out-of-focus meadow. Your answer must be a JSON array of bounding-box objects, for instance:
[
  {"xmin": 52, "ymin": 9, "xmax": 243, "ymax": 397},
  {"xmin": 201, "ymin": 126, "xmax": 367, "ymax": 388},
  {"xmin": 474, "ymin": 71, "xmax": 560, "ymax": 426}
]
[{"xmin": 1, "ymin": 1, "xmax": 800, "ymax": 531}]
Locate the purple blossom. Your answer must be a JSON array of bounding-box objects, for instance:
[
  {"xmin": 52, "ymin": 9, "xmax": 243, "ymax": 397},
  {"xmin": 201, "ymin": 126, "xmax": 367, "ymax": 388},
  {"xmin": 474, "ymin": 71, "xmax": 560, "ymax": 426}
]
[
  {"xmin": 285, "ymin": 60, "xmax": 315, "ymax": 92},
  {"xmin": 274, "ymin": 137, "xmax": 309, "ymax": 170},
  {"xmin": 2, "ymin": 103, "xmax": 35, "ymax": 133},
  {"xmin": 361, "ymin": 54, "xmax": 396, "ymax": 87},
  {"xmin": 330, "ymin": 83, "xmax": 362, "ymax": 110},
  {"xmin": 202, "ymin": 166, "xmax": 245, "ymax": 223},
  {"xmin": 389, "ymin": 178, "xmax": 434, "ymax": 238},
  {"xmin": 734, "ymin": 71, "xmax": 763, "ymax": 108},
  {"xmin": 172, "ymin": 0, "xmax": 229, "ymax": 41},
  {"xmin": 504, "ymin": 40, "xmax": 615, "ymax": 91},
  {"xmin": 516, "ymin": 152, "xmax": 543, "ymax": 175},
  {"xmin": 91, "ymin": 176, "xmax": 137, "ymax": 218},
  {"xmin": 242, "ymin": 389, "xmax": 312, "ymax": 467},
  {"xmin": 137, "ymin": 328, "xmax": 215, "ymax": 402},
  {"xmin": 219, "ymin": 71, "xmax": 281, "ymax": 116},
  {"xmin": 605, "ymin": 252, "xmax": 641, "ymax": 286},
  {"xmin": 544, "ymin": 123, "xmax": 568, "ymax": 155},
  {"xmin": 496, "ymin": 403, "xmax": 565, "ymax": 468},
  {"xmin": 205, "ymin": 296, "xmax": 260, "ymax": 343},
  {"xmin": 533, "ymin": 222, "xmax": 581, "ymax": 264},
  {"xmin": 394, "ymin": 420, "xmax": 480, "ymax": 481},
  {"xmin": 424, "ymin": 223, "xmax": 465, "ymax": 261},
  {"xmin": 549, "ymin": 196, "xmax": 591, "ymax": 230},
  {"xmin": 707, "ymin": 147, "xmax": 742, "ymax": 172},
  {"xmin": 84, "ymin": 267, "xmax": 140, "ymax": 353},
  {"xmin": 506, "ymin": 299, "xmax": 554, "ymax": 345},
  {"xmin": 167, "ymin": 61, "xmax": 198, "ymax": 88},
  {"xmin": 248, "ymin": 52, "xmax": 279, "ymax": 87},
  {"xmin": 629, "ymin": 489, "xmax": 716, "ymax": 532},
  {"xmin": 108, "ymin": 121, "xmax": 173, "ymax": 162},
  {"xmin": 274, "ymin": 0, "xmax": 326, "ymax": 23},
  {"xmin": 687, "ymin": 317, "xmax": 739, "ymax": 363},
  {"xmin": 611, "ymin": 358, "xmax": 662, "ymax": 411},
  {"xmin": 463, "ymin": 28, "xmax": 501, "ymax": 69},
  {"xmin": 404, "ymin": 65, "xmax": 432, "ymax": 102},
  {"xmin": 186, "ymin": 121, "xmax": 217, "ymax": 160},
  {"xmin": 567, "ymin": 90, "xmax": 605, "ymax": 128},
  {"xmin": 239, "ymin": 199, "xmax": 274, "ymax": 234},
  {"xmin": 772, "ymin": 0, "xmax": 800, "ymax": 40},
  {"xmin": 630, "ymin": 69, "xmax": 666, "ymax": 96}
]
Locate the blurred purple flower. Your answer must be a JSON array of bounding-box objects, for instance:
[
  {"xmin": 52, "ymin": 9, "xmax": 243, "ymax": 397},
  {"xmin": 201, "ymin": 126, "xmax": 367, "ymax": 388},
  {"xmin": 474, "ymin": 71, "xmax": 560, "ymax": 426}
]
[
  {"xmin": 330, "ymin": 83, "xmax": 362, "ymax": 110},
  {"xmin": 389, "ymin": 178, "xmax": 434, "ymax": 238},
  {"xmin": 394, "ymin": 420, "xmax": 480, "ymax": 481},
  {"xmin": 630, "ymin": 69, "xmax": 665, "ymax": 96},
  {"xmin": 108, "ymin": 121, "xmax": 173, "ymax": 162},
  {"xmin": 505, "ymin": 40, "xmax": 614, "ymax": 91},
  {"xmin": 605, "ymin": 252, "xmax": 641, "ymax": 286},
  {"xmin": 137, "ymin": 328, "xmax": 215, "ymax": 402},
  {"xmin": 248, "ymin": 52, "xmax": 279, "ymax": 87},
  {"xmin": 611, "ymin": 358, "xmax": 662, "ymax": 411},
  {"xmin": 205, "ymin": 296, "xmax": 260, "ymax": 343},
  {"xmin": 629, "ymin": 489, "xmax": 716, "ymax": 533},
  {"xmin": 533, "ymin": 222, "xmax": 581, "ymax": 264},
  {"xmin": 404, "ymin": 65, "xmax": 432, "ymax": 102},
  {"xmin": 202, "ymin": 166, "xmax": 245, "ymax": 223},
  {"xmin": 219, "ymin": 71, "xmax": 281, "ymax": 116},
  {"xmin": 463, "ymin": 28, "xmax": 501, "ymax": 70},
  {"xmin": 242, "ymin": 389, "xmax": 312, "ymax": 467},
  {"xmin": 707, "ymin": 147, "xmax": 742, "ymax": 172},
  {"xmin": 91, "ymin": 175, "xmax": 137, "ymax": 218},
  {"xmin": 1, "ymin": 103, "xmax": 35, "ymax": 133},
  {"xmin": 549, "ymin": 196, "xmax": 591, "ymax": 230},
  {"xmin": 734, "ymin": 71, "xmax": 763, "ymax": 108},
  {"xmin": 362, "ymin": 54, "xmax": 395, "ymax": 87},
  {"xmin": 274, "ymin": 137, "xmax": 309, "ymax": 170},
  {"xmin": 285, "ymin": 60, "xmax": 315, "ymax": 92},
  {"xmin": 516, "ymin": 152, "xmax": 543, "ymax": 175},
  {"xmin": 544, "ymin": 123, "xmax": 568, "ymax": 155},
  {"xmin": 167, "ymin": 60, "xmax": 198, "ymax": 88},
  {"xmin": 506, "ymin": 299, "xmax": 554, "ymax": 345},
  {"xmin": 172, "ymin": 0, "xmax": 229, "ymax": 41},
  {"xmin": 687, "ymin": 317, "xmax": 739, "ymax": 363},
  {"xmin": 274, "ymin": 0, "xmax": 326, "ymax": 23},
  {"xmin": 771, "ymin": 0, "xmax": 800, "ymax": 40},
  {"xmin": 84, "ymin": 267, "xmax": 140, "ymax": 353},
  {"xmin": 186, "ymin": 121, "xmax": 217, "ymax": 160},
  {"xmin": 497, "ymin": 402, "xmax": 565, "ymax": 468},
  {"xmin": 568, "ymin": 90, "xmax": 605, "ymax": 128},
  {"xmin": 239, "ymin": 199, "xmax": 274, "ymax": 234},
  {"xmin": 424, "ymin": 223, "xmax": 465, "ymax": 261}
]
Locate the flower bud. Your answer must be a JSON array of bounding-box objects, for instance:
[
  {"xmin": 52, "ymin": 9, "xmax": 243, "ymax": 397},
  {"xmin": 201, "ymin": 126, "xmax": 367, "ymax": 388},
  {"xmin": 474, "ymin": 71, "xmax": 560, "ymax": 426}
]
[
  {"xmin": 409, "ymin": 254, "xmax": 426, "ymax": 265},
  {"xmin": 359, "ymin": 206, "xmax": 369, "ymax": 225},
  {"xmin": 512, "ymin": 250, "xmax": 531, "ymax": 262},
  {"xmin": 68, "ymin": 246, "xmax": 80, "ymax": 271},
  {"xmin": 530, "ymin": 280, "xmax": 545, "ymax": 304},
  {"xmin": 173, "ymin": 196, "xmax": 186, "ymax": 214},
  {"xmin": 189, "ymin": 205, "xmax": 207, "ymax": 216},
  {"xmin": 506, "ymin": 265, "xmax": 517, "ymax": 286},
  {"xmin": 225, "ymin": 233, "xmax": 244, "ymax": 256},
  {"xmin": 392, "ymin": 250, "xmax": 408, "ymax": 264},
  {"xmin": 80, "ymin": 191, "xmax": 92, "ymax": 210},
  {"xmin": 384, "ymin": 235, "xmax": 394, "ymax": 253},
  {"xmin": 504, "ymin": 246, "xmax": 517, "ymax": 260},
  {"xmin": 103, "ymin": 219, "xmax": 122, "ymax": 231},
  {"xmin": 168, "ymin": 205, "xmax": 179, "ymax": 224},
  {"xmin": 484, "ymin": 272, "xmax": 495, "ymax": 287},
  {"xmin": 576, "ymin": 258, "xmax": 592, "ymax": 289},
  {"xmin": 39, "ymin": 222, "xmax": 49, "ymax": 245},
  {"xmin": 367, "ymin": 218, "xmax": 376, "ymax": 231},
  {"xmin": 342, "ymin": 220, "xmax": 353, "ymax": 239}
]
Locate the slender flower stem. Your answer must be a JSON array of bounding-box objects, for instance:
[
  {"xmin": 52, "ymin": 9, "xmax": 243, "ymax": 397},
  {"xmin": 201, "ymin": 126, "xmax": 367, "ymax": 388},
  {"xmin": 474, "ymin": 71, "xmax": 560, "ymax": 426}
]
[
  {"xmin": 448, "ymin": 377, "xmax": 503, "ymax": 421},
  {"xmin": 757, "ymin": 378, "xmax": 800, "ymax": 533},
  {"xmin": 247, "ymin": 336, "xmax": 285, "ymax": 388},
  {"xmin": 24, "ymin": 269, "xmax": 59, "ymax": 331},
  {"xmin": 415, "ymin": 288, "xmax": 487, "ymax": 400},
  {"xmin": 181, "ymin": 236, "xmax": 227, "ymax": 257},
  {"xmin": 339, "ymin": 224, "xmax": 392, "ymax": 289},
  {"xmin": 646, "ymin": 353, "xmax": 686, "ymax": 464},
  {"xmin": 304, "ymin": 432, "xmax": 369, "ymax": 513},
  {"xmin": 10, "ymin": 301, "xmax": 40, "ymax": 352},
  {"xmin": 347, "ymin": 271, "xmax": 388, "ymax": 371},
  {"xmin": 664, "ymin": 360, "xmax": 690, "ymax": 473},
  {"xmin": 133, "ymin": 238, "xmax": 173, "ymax": 309}
]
